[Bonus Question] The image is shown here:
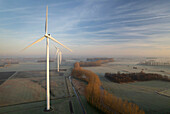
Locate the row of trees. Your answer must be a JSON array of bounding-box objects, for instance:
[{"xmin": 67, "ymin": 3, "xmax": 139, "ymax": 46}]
[
  {"xmin": 105, "ymin": 72, "xmax": 170, "ymax": 83},
  {"xmin": 71, "ymin": 62, "xmax": 145, "ymax": 114},
  {"xmin": 87, "ymin": 58, "xmax": 114, "ymax": 62},
  {"xmin": 79, "ymin": 58, "xmax": 114, "ymax": 67}
]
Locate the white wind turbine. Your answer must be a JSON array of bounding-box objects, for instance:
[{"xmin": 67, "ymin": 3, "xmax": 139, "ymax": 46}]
[
  {"xmin": 23, "ymin": 6, "xmax": 72, "ymax": 111},
  {"xmin": 54, "ymin": 46, "xmax": 62, "ymax": 72}
]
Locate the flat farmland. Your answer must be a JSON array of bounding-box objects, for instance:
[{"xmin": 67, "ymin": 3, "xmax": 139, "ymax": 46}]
[
  {"xmin": 83, "ymin": 62, "xmax": 170, "ymax": 77},
  {"xmin": 101, "ymin": 78, "xmax": 170, "ymax": 113},
  {"xmin": 0, "ymin": 98, "xmax": 71, "ymax": 114},
  {"xmin": 0, "ymin": 70, "xmax": 69, "ymax": 107},
  {"xmin": 0, "ymin": 68, "xmax": 101, "ymax": 114},
  {"xmin": 0, "ymin": 72, "xmax": 15, "ymax": 85},
  {"xmin": 83, "ymin": 63, "xmax": 170, "ymax": 114}
]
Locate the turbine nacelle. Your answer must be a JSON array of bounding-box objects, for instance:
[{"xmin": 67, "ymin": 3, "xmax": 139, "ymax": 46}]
[{"xmin": 44, "ymin": 34, "xmax": 50, "ymax": 37}]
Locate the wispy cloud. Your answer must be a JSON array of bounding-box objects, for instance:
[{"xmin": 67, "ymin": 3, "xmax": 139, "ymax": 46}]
[
  {"xmin": 1, "ymin": 0, "xmax": 170, "ymax": 57},
  {"xmin": 0, "ymin": 7, "xmax": 29, "ymax": 13}
]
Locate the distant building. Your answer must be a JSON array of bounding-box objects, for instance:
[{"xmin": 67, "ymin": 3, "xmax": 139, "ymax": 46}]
[{"xmin": 139, "ymin": 60, "xmax": 170, "ymax": 66}]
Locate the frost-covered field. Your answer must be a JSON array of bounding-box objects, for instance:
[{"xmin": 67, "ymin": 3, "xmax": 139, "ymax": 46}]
[
  {"xmin": 0, "ymin": 70, "xmax": 69, "ymax": 107},
  {"xmin": 83, "ymin": 58, "xmax": 170, "ymax": 77},
  {"xmin": 83, "ymin": 58, "xmax": 170, "ymax": 113},
  {"xmin": 101, "ymin": 78, "xmax": 170, "ymax": 114},
  {"xmin": 0, "ymin": 61, "xmax": 73, "ymax": 72}
]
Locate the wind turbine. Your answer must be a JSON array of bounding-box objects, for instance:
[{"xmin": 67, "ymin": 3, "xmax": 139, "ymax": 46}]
[
  {"xmin": 59, "ymin": 51, "xmax": 62, "ymax": 64},
  {"xmin": 23, "ymin": 6, "xmax": 72, "ymax": 111},
  {"xmin": 54, "ymin": 46, "xmax": 62, "ymax": 72}
]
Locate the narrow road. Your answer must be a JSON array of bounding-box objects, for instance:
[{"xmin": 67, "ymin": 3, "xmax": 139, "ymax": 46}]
[
  {"xmin": 0, "ymin": 71, "xmax": 17, "ymax": 85},
  {"xmin": 7, "ymin": 71, "xmax": 18, "ymax": 80},
  {"xmin": 65, "ymin": 76, "xmax": 74, "ymax": 114},
  {"xmin": 69, "ymin": 76, "xmax": 86, "ymax": 114}
]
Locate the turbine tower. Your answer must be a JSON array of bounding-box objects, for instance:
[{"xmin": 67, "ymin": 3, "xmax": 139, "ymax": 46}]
[
  {"xmin": 23, "ymin": 6, "xmax": 72, "ymax": 111},
  {"xmin": 54, "ymin": 46, "xmax": 62, "ymax": 72}
]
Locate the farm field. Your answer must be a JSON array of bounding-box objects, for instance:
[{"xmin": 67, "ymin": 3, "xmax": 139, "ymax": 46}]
[
  {"xmin": 0, "ymin": 98, "xmax": 71, "ymax": 114},
  {"xmin": 83, "ymin": 61, "xmax": 170, "ymax": 77},
  {"xmin": 0, "ymin": 96, "xmax": 101, "ymax": 114},
  {"xmin": 0, "ymin": 61, "xmax": 73, "ymax": 72},
  {"xmin": 0, "ymin": 70, "xmax": 69, "ymax": 107},
  {"xmin": 101, "ymin": 78, "xmax": 170, "ymax": 113},
  {"xmin": 83, "ymin": 60, "xmax": 170, "ymax": 114},
  {"xmin": 1, "ymin": 58, "xmax": 169, "ymax": 113},
  {"xmin": 0, "ymin": 72, "xmax": 15, "ymax": 85},
  {"xmin": 0, "ymin": 61, "xmax": 102, "ymax": 114}
]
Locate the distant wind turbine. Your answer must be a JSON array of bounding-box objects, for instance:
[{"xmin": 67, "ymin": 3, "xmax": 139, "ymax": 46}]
[
  {"xmin": 22, "ymin": 6, "xmax": 72, "ymax": 111},
  {"xmin": 54, "ymin": 46, "xmax": 62, "ymax": 72}
]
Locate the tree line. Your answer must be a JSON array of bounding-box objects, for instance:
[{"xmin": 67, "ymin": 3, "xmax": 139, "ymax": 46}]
[
  {"xmin": 79, "ymin": 58, "xmax": 114, "ymax": 67},
  {"xmin": 71, "ymin": 62, "xmax": 145, "ymax": 114},
  {"xmin": 105, "ymin": 72, "xmax": 170, "ymax": 83},
  {"xmin": 87, "ymin": 58, "xmax": 114, "ymax": 62}
]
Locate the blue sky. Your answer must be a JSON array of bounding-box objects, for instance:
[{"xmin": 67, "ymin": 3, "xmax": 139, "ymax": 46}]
[{"xmin": 1, "ymin": 0, "xmax": 170, "ymax": 57}]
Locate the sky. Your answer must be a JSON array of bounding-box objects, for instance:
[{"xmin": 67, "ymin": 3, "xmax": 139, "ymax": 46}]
[{"xmin": 1, "ymin": 0, "xmax": 170, "ymax": 58}]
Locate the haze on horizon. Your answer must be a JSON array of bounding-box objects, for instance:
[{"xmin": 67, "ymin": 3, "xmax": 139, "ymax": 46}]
[{"xmin": 1, "ymin": 0, "xmax": 170, "ymax": 58}]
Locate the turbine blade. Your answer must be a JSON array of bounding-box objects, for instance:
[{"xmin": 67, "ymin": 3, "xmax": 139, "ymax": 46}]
[
  {"xmin": 60, "ymin": 52, "xmax": 62, "ymax": 64},
  {"xmin": 45, "ymin": 6, "xmax": 48, "ymax": 34},
  {"xmin": 57, "ymin": 49, "xmax": 59, "ymax": 53},
  {"xmin": 48, "ymin": 36, "xmax": 72, "ymax": 52},
  {"xmin": 60, "ymin": 52, "xmax": 62, "ymax": 62},
  {"xmin": 55, "ymin": 47, "xmax": 59, "ymax": 58},
  {"xmin": 59, "ymin": 52, "xmax": 61, "ymax": 64},
  {"xmin": 22, "ymin": 36, "xmax": 45, "ymax": 51}
]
